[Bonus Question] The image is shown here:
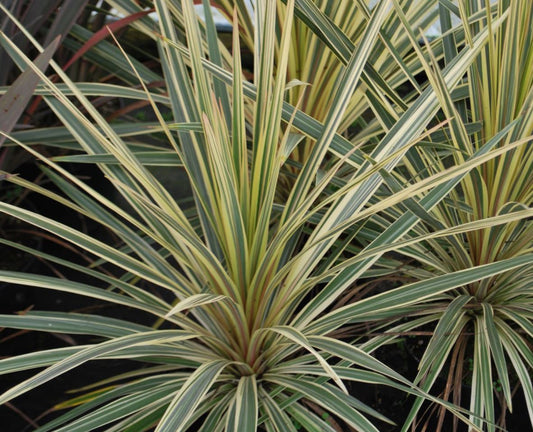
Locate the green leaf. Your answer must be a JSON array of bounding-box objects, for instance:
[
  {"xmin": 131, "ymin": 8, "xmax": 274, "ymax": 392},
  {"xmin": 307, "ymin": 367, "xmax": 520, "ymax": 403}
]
[
  {"xmin": 499, "ymin": 322, "xmax": 533, "ymax": 426},
  {"xmin": 482, "ymin": 303, "xmax": 512, "ymax": 409},
  {"xmin": 165, "ymin": 294, "xmax": 228, "ymax": 318},
  {"xmin": 226, "ymin": 375, "xmax": 258, "ymax": 432},
  {"xmin": 306, "ymin": 335, "xmax": 407, "ymax": 385},
  {"xmin": 311, "ymin": 254, "xmax": 533, "ymax": 333},
  {"xmin": 156, "ymin": 360, "xmax": 229, "ymax": 432},
  {"xmin": 472, "ymin": 317, "xmax": 495, "ymax": 431},
  {"xmin": 0, "ymin": 270, "xmax": 169, "ymax": 317},
  {"xmin": 417, "ymin": 295, "xmax": 472, "ymax": 381},
  {"xmin": 266, "ymin": 374, "xmax": 380, "ymax": 432},
  {"xmin": 266, "ymin": 326, "xmax": 347, "ymax": 393},
  {"xmin": 0, "ymin": 330, "xmax": 194, "ymax": 405},
  {"xmin": 258, "ymin": 388, "xmax": 299, "ymax": 432},
  {"xmin": 34, "ymin": 373, "xmax": 181, "ymax": 432},
  {"xmin": 51, "ymin": 151, "xmax": 183, "ymax": 166},
  {"xmin": 0, "ymin": 312, "xmax": 150, "ymax": 338},
  {"xmin": 0, "ymin": 347, "xmax": 84, "ymax": 375},
  {"xmin": 47, "ymin": 381, "xmax": 181, "ymax": 432}
]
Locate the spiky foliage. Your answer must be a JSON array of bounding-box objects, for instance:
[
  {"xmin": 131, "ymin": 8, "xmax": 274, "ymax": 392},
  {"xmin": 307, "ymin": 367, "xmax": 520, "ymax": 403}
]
[
  {"xmin": 0, "ymin": 1, "xmax": 530, "ymax": 431},
  {"xmin": 205, "ymin": 0, "xmax": 448, "ymax": 197},
  {"xmin": 362, "ymin": 2, "xmax": 533, "ymax": 430}
]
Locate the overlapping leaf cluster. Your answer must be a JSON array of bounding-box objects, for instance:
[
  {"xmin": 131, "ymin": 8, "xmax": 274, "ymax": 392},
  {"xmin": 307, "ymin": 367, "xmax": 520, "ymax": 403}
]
[{"xmin": 0, "ymin": 1, "xmax": 531, "ymax": 431}]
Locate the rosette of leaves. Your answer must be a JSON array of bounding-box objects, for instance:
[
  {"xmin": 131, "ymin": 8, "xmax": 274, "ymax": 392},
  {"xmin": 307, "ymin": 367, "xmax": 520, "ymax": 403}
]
[
  {"xmin": 0, "ymin": 1, "xmax": 529, "ymax": 431},
  {"xmin": 360, "ymin": 2, "xmax": 533, "ymax": 431}
]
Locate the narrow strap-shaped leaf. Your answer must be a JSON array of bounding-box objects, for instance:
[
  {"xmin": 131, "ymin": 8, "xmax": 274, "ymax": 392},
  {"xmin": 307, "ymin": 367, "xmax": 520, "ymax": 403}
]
[
  {"xmin": 498, "ymin": 309, "xmax": 533, "ymax": 339},
  {"xmin": 284, "ymin": 399, "xmax": 341, "ymax": 432},
  {"xmin": 224, "ymin": 398, "xmax": 237, "ymax": 432},
  {"xmin": 498, "ymin": 322, "xmax": 533, "ymax": 426},
  {"xmin": 165, "ymin": 294, "xmax": 228, "ymax": 317},
  {"xmin": 0, "ymin": 202, "xmax": 181, "ymax": 293},
  {"xmin": 417, "ymin": 295, "xmax": 472, "ymax": 381},
  {"xmin": 0, "ymin": 270, "xmax": 170, "ymax": 317},
  {"xmin": 181, "ymin": 0, "xmax": 215, "ymax": 120},
  {"xmin": 307, "ymin": 335, "xmax": 408, "ymax": 385},
  {"xmin": 258, "ymin": 387, "xmax": 298, "ymax": 432},
  {"xmin": 309, "ymin": 253, "xmax": 533, "ymax": 333},
  {"xmin": 35, "ymin": 373, "xmax": 184, "ymax": 432},
  {"xmin": 471, "ymin": 317, "xmax": 495, "ymax": 431},
  {"xmin": 52, "ymin": 151, "xmax": 183, "ymax": 166},
  {"xmin": 265, "ymin": 374, "xmax": 380, "ymax": 432},
  {"xmin": 51, "ymin": 382, "xmax": 179, "ymax": 432},
  {"xmin": 481, "ymin": 303, "xmax": 512, "ymax": 410},
  {"xmin": 282, "ymin": 0, "xmax": 391, "ymax": 218},
  {"xmin": 0, "ymin": 346, "xmax": 84, "ymax": 375},
  {"xmin": 0, "ymin": 237, "xmax": 175, "ymax": 311},
  {"xmin": 0, "ymin": 330, "xmax": 194, "ymax": 405},
  {"xmin": 106, "ymin": 405, "xmax": 168, "ymax": 432},
  {"xmin": 0, "ymin": 312, "xmax": 150, "ymax": 338},
  {"xmin": 401, "ymin": 312, "xmax": 470, "ymax": 431},
  {"xmin": 230, "ymin": 8, "xmax": 249, "ymax": 215},
  {"xmin": 156, "ymin": 359, "xmax": 229, "ymax": 432},
  {"xmin": 6, "ymin": 120, "xmax": 175, "ymax": 145},
  {"xmin": 201, "ymin": 0, "xmax": 232, "ymax": 125},
  {"xmin": 226, "ymin": 375, "xmax": 258, "ymax": 432},
  {"xmin": 266, "ymin": 326, "xmax": 347, "ymax": 393},
  {"xmin": 197, "ymin": 387, "xmax": 236, "ymax": 432},
  {"xmin": 273, "ymin": 362, "xmax": 430, "ymax": 418}
]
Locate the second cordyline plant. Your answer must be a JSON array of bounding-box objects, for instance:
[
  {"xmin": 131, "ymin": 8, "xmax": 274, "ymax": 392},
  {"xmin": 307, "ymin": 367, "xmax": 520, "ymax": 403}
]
[{"xmin": 0, "ymin": 0, "xmax": 531, "ymax": 431}]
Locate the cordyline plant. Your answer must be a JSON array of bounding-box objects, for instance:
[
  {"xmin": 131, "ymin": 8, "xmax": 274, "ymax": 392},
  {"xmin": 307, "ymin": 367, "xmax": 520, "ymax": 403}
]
[
  {"xmin": 204, "ymin": 0, "xmax": 446, "ymax": 198},
  {"xmin": 359, "ymin": 1, "xmax": 533, "ymax": 431},
  {"xmin": 0, "ymin": 0, "xmax": 531, "ymax": 431}
]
